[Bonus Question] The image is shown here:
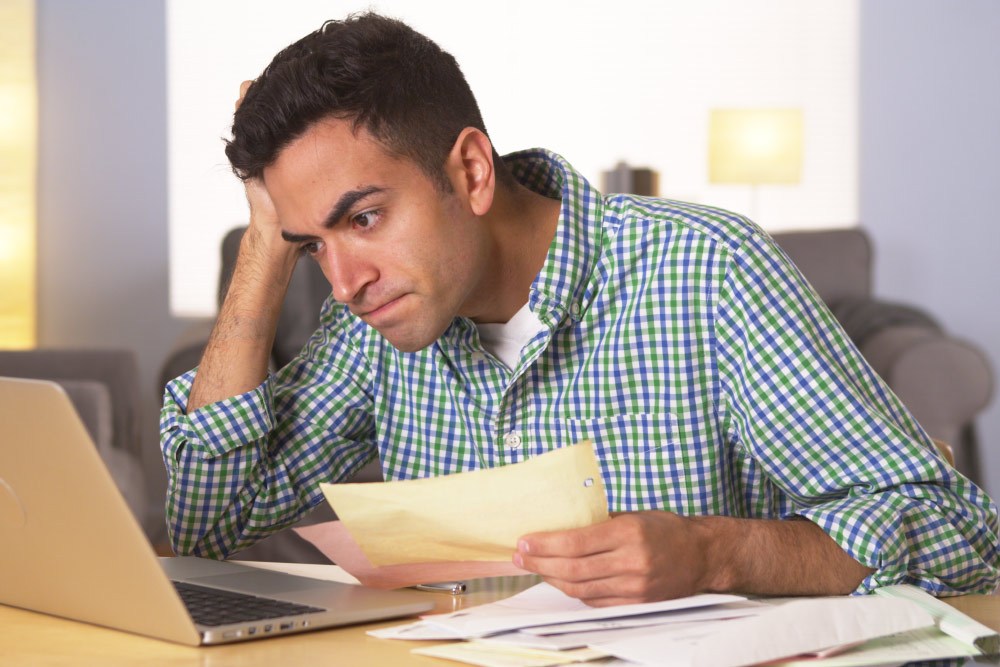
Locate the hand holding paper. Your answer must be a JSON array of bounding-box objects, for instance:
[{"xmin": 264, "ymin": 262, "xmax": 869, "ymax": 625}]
[
  {"xmin": 515, "ymin": 509, "xmax": 719, "ymax": 606},
  {"xmin": 320, "ymin": 441, "xmax": 608, "ymax": 566}
]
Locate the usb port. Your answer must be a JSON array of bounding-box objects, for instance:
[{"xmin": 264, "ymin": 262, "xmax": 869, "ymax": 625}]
[
  {"xmin": 279, "ymin": 622, "xmax": 294, "ymax": 631},
  {"xmin": 263, "ymin": 624, "xmax": 273, "ymax": 633},
  {"xmin": 247, "ymin": 627, "xmax": 257, "ymax": 636}
]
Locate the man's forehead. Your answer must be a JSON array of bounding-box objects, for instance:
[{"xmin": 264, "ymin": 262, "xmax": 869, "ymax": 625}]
[{"xmin": 266, "ymin": 117, "xmax": 413, "ymax": 188}]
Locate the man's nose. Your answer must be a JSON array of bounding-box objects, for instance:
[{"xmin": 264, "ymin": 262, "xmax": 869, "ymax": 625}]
[{"xmin": 323, "ymin": 244, "xmax": 378, "ymax": 304}]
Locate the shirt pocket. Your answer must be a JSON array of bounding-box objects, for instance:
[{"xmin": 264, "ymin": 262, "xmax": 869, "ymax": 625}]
[{"xmin": 561, "ymin": 412, "xmax": 680, "ymax": 512}]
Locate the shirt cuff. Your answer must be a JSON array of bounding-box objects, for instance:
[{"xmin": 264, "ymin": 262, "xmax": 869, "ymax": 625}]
[
  {"xmin": 795, "ymin": 493, "xmax": 946, "ymax": 595},
  {"xmin": 160, "ymin": 368, "xmax": 276, "ymax": 460}
]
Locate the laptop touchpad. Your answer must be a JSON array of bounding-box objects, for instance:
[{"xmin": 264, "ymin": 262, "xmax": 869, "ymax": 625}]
[{"xmin": 189, "ymin": 571, "xmax": 329, "ymax": 596}]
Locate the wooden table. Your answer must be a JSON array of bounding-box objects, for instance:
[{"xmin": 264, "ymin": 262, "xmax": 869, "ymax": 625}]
[
  {"xmin": 1, "ymin": 580, "xmax": 997, "ymax": 666},
  {"xmin": 0, "ymin": 575, "xmax": 537, "ymax": 666}
]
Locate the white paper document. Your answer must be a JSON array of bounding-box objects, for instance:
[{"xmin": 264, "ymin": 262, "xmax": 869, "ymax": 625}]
[
  {"xmin": 519, "ymin": 600, "xmax": 767, "ymax": 636},
  {"xmin": 590, "ymin": 595, "xmax": 934, "ymax": 667},
  {"xmin": 422, "ymin": 582, "xmax": 745, "ymax": 638},
  {"xmin": 875, "ymin": 583, "xmax": 999, "ymax": 654},
  {"xmin": 369, "ymin": 576, "xmax": 989, "ymax": 667},
  {"xmin": 772, "ymin": 625, "xmax": 980, "ymax": 667},
  {"xmin": 412, "ymin": 641, "xmax": 609, "ymax": 667}
]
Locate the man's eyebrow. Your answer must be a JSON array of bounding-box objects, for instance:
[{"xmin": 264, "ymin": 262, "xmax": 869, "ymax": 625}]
[
  {"xmin": 281, "ymin": 185, "xmax": 386, "ymax": 243},
  {"xmin": 323, "ymin": 185, "xmax": 386, "ymax": 229}
]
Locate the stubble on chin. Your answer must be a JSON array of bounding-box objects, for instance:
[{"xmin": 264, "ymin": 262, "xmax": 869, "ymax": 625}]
[{"xmin": 379, "ymin": 308, "xmax": 456, "ymax": 354}]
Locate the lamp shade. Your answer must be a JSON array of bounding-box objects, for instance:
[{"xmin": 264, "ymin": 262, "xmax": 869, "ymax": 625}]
[{"xmin": 709, "ymin": 108, "xmax": 803, "ymax": 185}]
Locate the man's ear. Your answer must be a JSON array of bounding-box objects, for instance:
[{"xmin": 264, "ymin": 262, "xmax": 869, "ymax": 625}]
[{"xmin": 446, "ymin": 128, "xmax": 496, "ymax": 216}]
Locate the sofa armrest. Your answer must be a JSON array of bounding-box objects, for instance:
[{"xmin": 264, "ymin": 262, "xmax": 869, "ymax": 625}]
[
  {"xmin": 826, "ymin": 297, "xmax": 994, "ymax": 481},
  {"xmin": 858, "ymin": 323, "xmax": 994, "ymax": 450}
]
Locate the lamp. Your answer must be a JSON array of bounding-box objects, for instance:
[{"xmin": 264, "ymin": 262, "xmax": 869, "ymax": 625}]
[
  {"xmin": 708, "ymin": 108, "xmax": 803, "ymax": 220},
  {"xmin": 0, "ymin": 0, "xmax": 37, "ymax": 349}
]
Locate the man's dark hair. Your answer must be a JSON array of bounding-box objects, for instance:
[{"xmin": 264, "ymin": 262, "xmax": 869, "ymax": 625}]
[{"xmin": 225, "ymin": 12, "xmax": 511, "ymax": 191}]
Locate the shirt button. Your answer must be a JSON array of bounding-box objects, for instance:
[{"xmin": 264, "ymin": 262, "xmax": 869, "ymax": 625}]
[
  {"xmin": 570, "ymin": 303, "xmax": 582, "ymax": 318},
  {"xmin": 470, "ymin": 352, "xmax": 486, "ymax": 363},
  {"xmin": 503, "ymin": 431, "xmax": 522, "ymax": 449}
]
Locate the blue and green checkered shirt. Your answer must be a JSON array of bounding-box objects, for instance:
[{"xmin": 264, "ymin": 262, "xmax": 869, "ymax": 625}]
[{"xmin": 162, "ymin": 149, "xmax": 999, "ymax": 595}]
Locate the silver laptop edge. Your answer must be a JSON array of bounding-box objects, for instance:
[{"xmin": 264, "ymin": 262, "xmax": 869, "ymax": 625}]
[{"xmin": 0, "ymin": 376, "xmax": 433, "ymax": 645}]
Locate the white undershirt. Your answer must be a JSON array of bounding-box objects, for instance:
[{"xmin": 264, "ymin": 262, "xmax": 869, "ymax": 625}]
[{"xmin": 475, "ymin": 301, "xmax": 546, "ymax": 370}]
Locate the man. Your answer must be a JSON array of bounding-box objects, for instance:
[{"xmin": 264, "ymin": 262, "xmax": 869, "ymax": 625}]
[{"xmin": 162, "ymin": 12, "xmax": 999, "ymax": 606}]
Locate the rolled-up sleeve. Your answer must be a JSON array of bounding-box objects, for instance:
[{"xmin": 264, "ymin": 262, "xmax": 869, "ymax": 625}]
[
  {"xmin": 714, "ymin": 232, "xmax": 999, "ymax": 595},
  {"xmin": 160, "ymin": 309, "xmax": 378, "ymax": 559}
]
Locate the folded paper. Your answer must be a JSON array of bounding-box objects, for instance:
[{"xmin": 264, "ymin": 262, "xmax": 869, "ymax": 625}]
[
  {"xmin": 293, "ymin": 520, "xmax": 528, "ymax": 589},
  {"xmin": 320, "ymin": 441, "xmax": 608, "ymax": 565}
]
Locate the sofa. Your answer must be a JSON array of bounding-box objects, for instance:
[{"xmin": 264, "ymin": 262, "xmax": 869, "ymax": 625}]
[{"xmin": 158, "ymin": 225, "xmax": 994, "ymax": 561}]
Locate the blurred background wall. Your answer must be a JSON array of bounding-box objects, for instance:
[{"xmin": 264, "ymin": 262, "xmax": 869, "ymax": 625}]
[
  {"xmin": 859, "ymin": 0, "xmax": 1000, "ymax": 497},
  {"xmin": 36, "ymin": 0, "xmax": 184, "ymax": 527}
]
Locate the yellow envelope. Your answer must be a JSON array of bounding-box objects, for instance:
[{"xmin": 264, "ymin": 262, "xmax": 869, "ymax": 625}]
[{"xmin": 320, "ymin": 441, "xmax": 609, "ymax": 566}]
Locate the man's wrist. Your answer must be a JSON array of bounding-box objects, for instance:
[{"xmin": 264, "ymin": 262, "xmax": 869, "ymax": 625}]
[
  {"xmin": 241, "ymin": 220, "xmax": 300, "ymax": 277},
  {"xmin": 688, "ymin": 514, "xmax": 874, "ymax": 597},
  {"xmin": 693, "ymin": 515, "xmax": 745, "ymax": 594}
]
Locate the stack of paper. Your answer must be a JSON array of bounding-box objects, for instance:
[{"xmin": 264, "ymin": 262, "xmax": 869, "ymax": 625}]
[
  {"xmin": 305, "ymin": 441, "xmax": 998, "ymax": 666},
  {"xmin": 369, "ymin": 583, "xmax": 996, "ymax": 667}
]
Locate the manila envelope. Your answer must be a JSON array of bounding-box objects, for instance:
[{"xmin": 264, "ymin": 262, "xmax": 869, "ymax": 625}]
[{"xmin": 320, "ymin": 441, "xmax": 608, "ymax": 566}]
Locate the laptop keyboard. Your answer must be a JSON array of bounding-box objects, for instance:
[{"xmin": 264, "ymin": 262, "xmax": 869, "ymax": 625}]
[{"xmin": 173, "ymin": 581, "xmax": 325, "ymax": 627}]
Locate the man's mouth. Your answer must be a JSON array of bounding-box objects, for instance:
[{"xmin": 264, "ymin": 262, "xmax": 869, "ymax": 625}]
[{"xmin": 355, "ymin": 295, "xmax": 405, "ymax": 320}]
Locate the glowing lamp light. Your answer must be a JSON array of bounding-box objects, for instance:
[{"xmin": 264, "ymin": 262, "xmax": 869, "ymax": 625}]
[
  {"xmin": 0, "ymin": 0, "xmax": 38, "ymax": 349},
  {"xmin": 708, "ymin": 108, "xmax": 804, "ymax": 219}
]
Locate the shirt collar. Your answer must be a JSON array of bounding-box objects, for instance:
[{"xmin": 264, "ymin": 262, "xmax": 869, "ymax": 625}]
[{"xmin": 504, "ymin": 148, "xmax": 604, "ymax": 330}]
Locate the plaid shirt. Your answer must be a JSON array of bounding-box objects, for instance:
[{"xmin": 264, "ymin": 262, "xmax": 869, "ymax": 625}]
[{"xmin": 162, "ymin": 149, "xmax": 999, "ymax": 595}]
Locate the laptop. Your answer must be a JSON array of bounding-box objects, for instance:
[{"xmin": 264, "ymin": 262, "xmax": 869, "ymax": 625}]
[{"xmin": 0, "ymin": 376, "xmax": 434, "ymax": 645}]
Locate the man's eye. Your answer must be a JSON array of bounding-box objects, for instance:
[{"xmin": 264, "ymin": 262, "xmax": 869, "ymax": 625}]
[
  {"xmin": 352, "ymin": 210, "xmax": 380, "ymax": 230},
  {"xmin": 302, "ymin": 241, "xmax": 322, "ymax": 256}
]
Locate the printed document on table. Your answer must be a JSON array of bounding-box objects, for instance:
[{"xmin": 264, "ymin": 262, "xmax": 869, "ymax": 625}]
[
  {"xmin": 518, "ymin": 599, "xmax": 767, "ymax": 636},
  {"xmin": 320, "ymin": 441, "xmax": 608, "ymax": 565},
  {"xmin": 412, "ymin": 641, "xmax": 609, "ymax": 667},
  {"xmin": 771, "ymin": 625, "xmax": 980, "ymax": 667},
  {"xmin": 874, "ymin": 584, "xmax": 999, "ymax": 653},
  {"xmin": 589, "ymin": 595, "xmax": 934, "ymax": 667},
  {"xmin": 422, "ymin": 581, "xmax": 745, "ymax": 638}
]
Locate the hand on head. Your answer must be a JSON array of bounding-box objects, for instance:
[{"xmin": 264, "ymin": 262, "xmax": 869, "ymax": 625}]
[{"xmin": 234, "ymin": 80, "xmax": 281, "ymax": 235}]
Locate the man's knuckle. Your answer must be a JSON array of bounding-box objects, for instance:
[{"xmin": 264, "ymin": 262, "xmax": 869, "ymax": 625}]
[
  {"xmin": 565, "ymin": 532, "xmax": 589, "ymax": 555},
  {"xmin": 628, "ymin": 577, "xmax": 665, "ymax": 602},
  {"xmin": 635, "ymin": 546, "xmax": 656, "ymax": 572},
  {"xmin": 618, "ymin": 514, "xmax": 646, "ymax": 540},
  {"xmin": 564, "ymin": 558, "xmax": 589, "ymax": 581}
]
